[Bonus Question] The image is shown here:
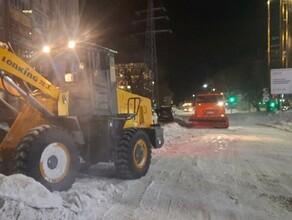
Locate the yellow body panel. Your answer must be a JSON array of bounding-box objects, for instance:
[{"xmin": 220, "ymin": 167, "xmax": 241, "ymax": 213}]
[
  {"xmin": 117, "ymin": 89, "xmax": 153, "ymax": 128},
  {"xmin": 58, "ymin": 91, "xmax": 69, "ymax": 116},
  {"xmin": 0, "ymin": 97, "xmax": 56, "ymax": 152}
]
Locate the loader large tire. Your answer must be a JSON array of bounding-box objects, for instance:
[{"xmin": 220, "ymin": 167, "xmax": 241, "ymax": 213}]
[
  {"xmin": 13, "ymin": 125, "xmax": 79, "ymax": 191},
  {"xmin": 115, "ymin": 128, "xmax": 151, "ymax": 179}
]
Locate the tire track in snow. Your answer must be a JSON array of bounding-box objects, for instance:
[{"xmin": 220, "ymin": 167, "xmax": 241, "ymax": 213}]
[
  {"xmin": 130, "ymin": 156, "xmax": 211, "ymax": 220},
  {"xmin": 137, "ymin": 169, "xmax": 184, "ymax": 219},
  {"xmin": 197, "ymin": 127, "xmax": 292, "ymax": 219},
  {"xmin": 131, "ymin": 159, "xmax": 185, "ymax": 219},
  {"xmin": 101, "ymin": 177, "xmax": 155, "ymax": 219},
  {"xmin": 196, "ymin": 131, "xmax": 246, "ymax": 219},
  {"xmin": 243, "ymin": 157, "xmax": 292, "ymax": 214}
]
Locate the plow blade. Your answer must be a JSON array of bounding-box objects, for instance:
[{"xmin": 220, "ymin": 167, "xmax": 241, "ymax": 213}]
[{"xmin": 189, "ymin": 118, "xmax": 229, "ymax": 128}]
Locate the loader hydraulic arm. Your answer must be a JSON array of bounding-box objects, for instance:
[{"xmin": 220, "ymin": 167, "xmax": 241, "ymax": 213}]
[
  {"xmin": 0, "ymin": 47, "xmax": 60, "ymax": 100},
  {"xmin": 0, "ymin": 71, "xmax": 54, "ymax": 117},
  {"xmin": 0, "ymin": 44, "xmax": 70, "ymax": 163}
]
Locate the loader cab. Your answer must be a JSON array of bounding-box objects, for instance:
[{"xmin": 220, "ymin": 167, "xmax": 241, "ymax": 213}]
[{"xmin": 52, "ymin": 45, "xmax": 118, "ymax": 117}]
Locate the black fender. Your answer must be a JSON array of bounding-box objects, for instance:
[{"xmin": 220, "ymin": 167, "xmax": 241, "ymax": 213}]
[
  {"xmin": 142, "ymin": 126, "xmax": 164, "ymax": 149},
  {"xmin": 49, "ymin": 116, "xmax": 85, "ymax": 145}
]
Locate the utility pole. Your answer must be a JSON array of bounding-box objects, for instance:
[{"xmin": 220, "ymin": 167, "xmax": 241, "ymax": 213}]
[
  {"xmin": 134, "ymin": 0, "xmax": 171, "ymax": 107},
  {"xmin": 145, "ymin": 0, "xmax": 158, "ymax": 105}
]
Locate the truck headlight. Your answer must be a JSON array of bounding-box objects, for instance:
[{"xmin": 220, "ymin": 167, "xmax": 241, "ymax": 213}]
[{"xmin": 217, "ymin": 101, "xmax": 224, "ymax": 106}]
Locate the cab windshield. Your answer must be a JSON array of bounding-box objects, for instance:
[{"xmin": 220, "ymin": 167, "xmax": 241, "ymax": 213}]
[{"xmin": 196, "ymin": 95, "xmax": 224, "ymax": 104}]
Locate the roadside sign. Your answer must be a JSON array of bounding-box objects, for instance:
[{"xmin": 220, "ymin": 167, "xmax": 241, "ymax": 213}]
[
  {"xmin": 263, "ymin": 96, "xmax": 269, "ymax": 102},
  {"xmin": 270, "ymin": 68, "xmax": 292, "ymax": 94}
]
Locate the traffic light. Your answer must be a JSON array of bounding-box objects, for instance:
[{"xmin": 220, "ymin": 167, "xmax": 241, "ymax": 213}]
[
  {"xmin": 269, "ymin": 102, "xmax": 276, "ymax": 108},
  {"xmin": 267, "ymin": 99, "xmax": 278, "ymax": 111},
  {"xmin": 228, "ymin": 95, "xmax": 237, "ymax": 105}
]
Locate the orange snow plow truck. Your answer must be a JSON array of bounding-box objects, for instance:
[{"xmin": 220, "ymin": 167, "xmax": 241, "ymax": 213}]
[{"xmin": 189, "ymin": 92, "xmax": 229, "ymax": 128}]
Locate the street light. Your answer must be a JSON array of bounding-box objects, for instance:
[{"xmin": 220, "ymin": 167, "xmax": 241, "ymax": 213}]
[{"xmin": 202, "ymin": 84, "xmax": 208, "ymax": 88}]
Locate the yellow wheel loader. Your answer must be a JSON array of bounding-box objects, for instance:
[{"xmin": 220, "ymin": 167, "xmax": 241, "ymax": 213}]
[{"xmin": 0, "ymin": 42, "xmax": 164, "ymax": 191}]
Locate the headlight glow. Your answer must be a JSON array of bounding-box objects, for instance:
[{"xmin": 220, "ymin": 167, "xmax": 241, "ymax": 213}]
[
  {"xmin": 68, "ymin": 40, "xmax": 76, "ymax": 49},
  {"xmin": 217, "ymin": 101, "xmax": 224, "ymax": 106},
  {"xmin": 42, "ymin": 45, "xmax": 50, "ymax": 53}
]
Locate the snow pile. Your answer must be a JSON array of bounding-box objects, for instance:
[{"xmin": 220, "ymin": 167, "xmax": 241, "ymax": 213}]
[
  {"xmin": 230, "ymin": 110, "xmax": 292, "ymax": 132},
  {"xmin": 161, "ymin": 122, "xmax": 200, "ymax": 145},
  {"xmin": 264, "ymin": 111, "xmax": 292, "ymax": 132},
  {"xmin": 0, "ymin": 174, "xmax": 62, "ymax": 209}
]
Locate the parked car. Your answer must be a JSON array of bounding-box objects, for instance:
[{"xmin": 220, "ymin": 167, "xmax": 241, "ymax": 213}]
[
  {"xmin": 155, "ymin": 106, "xmax": 174, "ymax": 122},
  {"xmin": 280, "ymin": 100, "xmax": 290, "ymax": 111},
  {"xmin": 182, "ymin": 102, "xmax": 194, "ymax": 112}
]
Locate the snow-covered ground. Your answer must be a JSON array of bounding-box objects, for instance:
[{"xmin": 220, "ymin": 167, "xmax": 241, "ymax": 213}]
[{"xmin": 0, "ymin": 110, "xmax": 292, "ymax": 219}]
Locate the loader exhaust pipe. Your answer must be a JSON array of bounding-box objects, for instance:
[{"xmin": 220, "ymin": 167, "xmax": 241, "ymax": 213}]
[{"xmin": 0, "ymin": 71, "xmax": 54, "ymax": 117}]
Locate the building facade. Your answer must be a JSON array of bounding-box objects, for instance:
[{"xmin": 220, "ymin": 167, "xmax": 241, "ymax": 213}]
[
  {"xmin": 115, "ymin": 63, "xmax": 154, "ymax": 99},
  {"xmin": 49, "ymin": 0, "xmax": 79, "ymax": 43},
  {"xmin": 0, "ymin": 0, "xmax": 79, "ymax": 104},
  {"xmin": 267, "ymin": 0, "xmax": 292, "ymax": 69},
  {"xmin": 0, "ymin": 0, "xmax": 33, "ymax": 57},
  {"xmin": 0, "ymin": 0, "xmax": 79, "ymax": 59}
]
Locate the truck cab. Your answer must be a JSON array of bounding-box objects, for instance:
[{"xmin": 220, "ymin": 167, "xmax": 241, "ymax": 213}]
[{"xmin": 189, "ymin": 92, "xmax": 229, "ymax": 128}]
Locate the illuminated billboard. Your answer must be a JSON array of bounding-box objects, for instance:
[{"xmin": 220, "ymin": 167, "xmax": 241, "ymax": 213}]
[{"xmin": 271, "ymin": 68, "xmax": 292, "ymax": 94}]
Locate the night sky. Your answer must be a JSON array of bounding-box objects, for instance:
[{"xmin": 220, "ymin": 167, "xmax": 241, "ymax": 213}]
[{"xmin": 80, "ymin": 0, "xmax": 267, "ymax": 103}]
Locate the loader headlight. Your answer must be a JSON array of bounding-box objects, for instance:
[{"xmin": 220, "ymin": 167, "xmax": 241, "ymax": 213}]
[
  {"xmin": 42, "ymin": 45, "xmax": 51, "ymax": 53},
  {"xmin": 65, "ymin": 73, "xmax": 74, "ymax": 82},
  {"xmin": 68, "ymin": 40, "xmax": 76, "ymax": 49}
]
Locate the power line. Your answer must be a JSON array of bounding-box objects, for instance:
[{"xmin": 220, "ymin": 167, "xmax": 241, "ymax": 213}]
[{"xmin": 133, "ymin": 0, "xmax": 171, "ymax": 106}]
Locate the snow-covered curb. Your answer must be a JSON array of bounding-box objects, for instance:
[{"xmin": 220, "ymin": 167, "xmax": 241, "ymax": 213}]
[{"xmin": 261, "ymin": 111, "xmax": 292, "ymax": 132}]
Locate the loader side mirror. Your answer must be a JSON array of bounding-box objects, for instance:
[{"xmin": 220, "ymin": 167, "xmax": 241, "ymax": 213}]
[{"xmin": 100, "ymin": 51, "xmax": 110, "ymax": 70}]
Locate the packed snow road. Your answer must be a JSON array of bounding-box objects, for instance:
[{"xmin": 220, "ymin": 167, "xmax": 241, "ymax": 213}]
[{"xmin": 0, "ymin": 112, "xmax": 292, "ymax": 219}]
